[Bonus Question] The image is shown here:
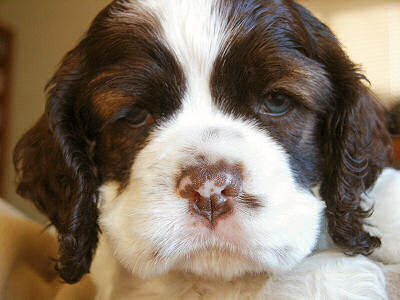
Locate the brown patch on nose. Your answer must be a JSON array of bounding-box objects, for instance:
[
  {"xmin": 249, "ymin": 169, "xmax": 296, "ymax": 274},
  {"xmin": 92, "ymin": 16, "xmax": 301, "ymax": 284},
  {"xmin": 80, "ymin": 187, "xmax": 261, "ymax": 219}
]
[
  {"xmin": 192, "ymin": 191, "xmax": 231, "ymax": 223},
  {"xmin": 177, "ymin": 160, "xmax": 243, "ymax": 226},
  {"xmin": 177, "ymin": 160, "xmax": 242, "ymax": 197}
]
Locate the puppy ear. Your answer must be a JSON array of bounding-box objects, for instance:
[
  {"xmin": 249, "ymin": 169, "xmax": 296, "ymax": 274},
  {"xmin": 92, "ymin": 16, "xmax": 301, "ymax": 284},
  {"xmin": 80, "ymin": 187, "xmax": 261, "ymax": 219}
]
[
  {"xmin": 14, "ymin": 48, "xmax": 100, "ymax": 283},
  {"xmin": 320, "ymin": 84, "xmax": 390, "ymax": 255},
  {"xmin": 293, "ymin": 3, "xmax": 391, "ymax": 255}
]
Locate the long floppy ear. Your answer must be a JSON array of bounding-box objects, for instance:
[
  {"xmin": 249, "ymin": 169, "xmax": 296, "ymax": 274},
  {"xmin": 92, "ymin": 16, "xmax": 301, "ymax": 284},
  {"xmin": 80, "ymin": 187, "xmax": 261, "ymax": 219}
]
[
  {"xmin": 292, "ymin": 2, "xmax": 391, "ymax": 255},
  {"xmin": 14, "ymin": 47, "xmax": 100, "ymax": 284},
  {"xmin": 320, "ymin": 84, "xmax": 390, "ymax": 255}
]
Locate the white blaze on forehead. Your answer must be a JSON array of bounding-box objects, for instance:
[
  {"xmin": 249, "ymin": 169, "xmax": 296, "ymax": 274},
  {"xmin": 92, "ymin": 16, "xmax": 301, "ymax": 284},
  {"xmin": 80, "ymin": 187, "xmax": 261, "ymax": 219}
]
[{"xmin": 137, "ymin": 0, "xmax": 229, "ymax": 111}]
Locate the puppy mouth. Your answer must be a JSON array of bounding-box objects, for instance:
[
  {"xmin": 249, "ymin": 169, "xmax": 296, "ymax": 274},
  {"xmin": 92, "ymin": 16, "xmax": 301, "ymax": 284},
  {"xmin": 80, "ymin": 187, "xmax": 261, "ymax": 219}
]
[
  {"xmin": 186, "ymin": 210, "xmax": 247, "ymax": 248},
  {"xmin": 147, "ymin": 215, "xmax": 248, "ymax": 264}
]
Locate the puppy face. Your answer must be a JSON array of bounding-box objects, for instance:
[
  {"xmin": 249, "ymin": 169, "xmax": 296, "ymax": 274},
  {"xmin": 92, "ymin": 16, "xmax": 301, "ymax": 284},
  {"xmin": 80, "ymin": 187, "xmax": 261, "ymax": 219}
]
[{"xmin": 14, "ymin": 0, "xmax": 391, "ymax": 283}]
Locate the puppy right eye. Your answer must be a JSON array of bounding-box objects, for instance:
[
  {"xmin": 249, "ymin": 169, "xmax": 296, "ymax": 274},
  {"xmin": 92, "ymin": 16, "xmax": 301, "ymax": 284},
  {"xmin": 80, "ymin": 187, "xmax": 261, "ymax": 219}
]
[
  {"xmin": 261, "ymin": 93, "xmax": 294, "ymax": 117},
  {"xmin": 124, "ymin": 106, "xmax": 153, "ymax": 128}
]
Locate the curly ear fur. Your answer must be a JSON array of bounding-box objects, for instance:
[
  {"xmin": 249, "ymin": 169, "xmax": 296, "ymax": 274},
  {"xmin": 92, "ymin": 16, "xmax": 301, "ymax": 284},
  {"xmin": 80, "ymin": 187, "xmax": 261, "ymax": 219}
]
[
  {"xmin": 14, "ymin": 48, "xmax": 100, "ymax": 284},
  {"xmin": 320, "ymin": 85, "xmax": 390, "ymax": 255},
  {"xmin": 293, "ymin": 3, "xmax": 391, "ymax": 255}
]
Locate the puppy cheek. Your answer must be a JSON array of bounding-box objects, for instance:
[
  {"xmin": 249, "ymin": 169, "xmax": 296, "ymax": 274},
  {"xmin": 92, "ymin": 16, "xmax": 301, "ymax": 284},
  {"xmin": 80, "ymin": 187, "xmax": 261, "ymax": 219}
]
[
  {"xmin": 98, "ymin": 183, "xmax": 151, "ymax": 275},
  {"xmin": 98, "ymin": 182, "xmax": 183, "ymax": 278},
  {"xmin": 250, "ymin": 191, "xmax": 325, "ymax": 272}
]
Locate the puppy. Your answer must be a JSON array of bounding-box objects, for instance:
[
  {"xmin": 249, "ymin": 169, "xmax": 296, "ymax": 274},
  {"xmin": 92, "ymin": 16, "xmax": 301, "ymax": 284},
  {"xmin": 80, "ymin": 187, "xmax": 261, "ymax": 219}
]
[{"xmin": 14, "ymin": 0, "xmax": 398, "ymax": 298}]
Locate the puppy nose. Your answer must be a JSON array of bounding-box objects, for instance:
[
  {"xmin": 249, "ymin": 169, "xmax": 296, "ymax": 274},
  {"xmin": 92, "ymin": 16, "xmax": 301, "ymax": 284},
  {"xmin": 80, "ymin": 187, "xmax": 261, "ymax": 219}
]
[{"xmin": 177, "ymin": 161, "xmax": 242, "ymax": 225}]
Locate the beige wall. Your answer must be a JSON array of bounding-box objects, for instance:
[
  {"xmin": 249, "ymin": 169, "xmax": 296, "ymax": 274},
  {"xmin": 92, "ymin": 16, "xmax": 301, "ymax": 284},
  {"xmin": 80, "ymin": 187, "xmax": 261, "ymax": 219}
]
[
  {"xmin": 0, "ymin": 0, "xmax": 110, "ymax": 221},
  {"xmin": 300, "ymin": 0, "xmax": 400, "ymax": 103},
  {"xmin": 0, "ymin": 0, "xmax": 399, "ymax": 221}
]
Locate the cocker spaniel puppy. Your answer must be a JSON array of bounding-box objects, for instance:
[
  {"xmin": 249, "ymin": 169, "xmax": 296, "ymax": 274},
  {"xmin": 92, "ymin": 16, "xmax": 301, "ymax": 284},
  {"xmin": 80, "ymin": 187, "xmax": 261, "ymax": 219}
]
[{"xmin": 13, "ymin": 0, "xmax": 400, "ymax": 298}]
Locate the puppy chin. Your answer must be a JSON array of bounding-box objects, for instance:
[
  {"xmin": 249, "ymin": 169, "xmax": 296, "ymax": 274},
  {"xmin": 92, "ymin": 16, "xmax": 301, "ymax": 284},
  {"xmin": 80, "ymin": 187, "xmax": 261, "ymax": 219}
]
[
  {"xmin": 172, "ymin": 249, "xmax": 276, "ymax": 280},
  {"xmin": 119, "ymin": 249, "xmax": 267, "ymax": 280},
  {"xmin": 105, "ymin": 242, "xmax": 315, "ymax": 281}
]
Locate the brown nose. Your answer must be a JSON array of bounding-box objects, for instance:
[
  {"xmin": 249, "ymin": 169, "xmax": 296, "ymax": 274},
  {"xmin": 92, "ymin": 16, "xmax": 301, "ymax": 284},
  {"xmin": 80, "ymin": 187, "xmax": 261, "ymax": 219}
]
[{"xmin": 177, "ymin": 161, "xmax": 242, "ymax": 225}]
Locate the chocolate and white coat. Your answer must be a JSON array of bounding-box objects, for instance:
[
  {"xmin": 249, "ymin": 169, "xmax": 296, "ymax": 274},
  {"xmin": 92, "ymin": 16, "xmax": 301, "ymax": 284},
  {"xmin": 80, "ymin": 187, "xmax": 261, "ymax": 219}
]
[{"xmin": 14, "ymin": 0, "xmax": 400, "ymax": 299}]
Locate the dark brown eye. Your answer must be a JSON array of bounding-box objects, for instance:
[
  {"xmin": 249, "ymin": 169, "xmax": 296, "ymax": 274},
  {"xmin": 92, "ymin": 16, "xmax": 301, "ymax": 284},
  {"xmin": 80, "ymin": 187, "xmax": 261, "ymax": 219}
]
[
  {"xmin": 124, "ymin": 106, "xmax": 152, "ymax": 128},
  {"xmin": 262, "ymin": 93, "xmax": 293, "ymax": 117}
]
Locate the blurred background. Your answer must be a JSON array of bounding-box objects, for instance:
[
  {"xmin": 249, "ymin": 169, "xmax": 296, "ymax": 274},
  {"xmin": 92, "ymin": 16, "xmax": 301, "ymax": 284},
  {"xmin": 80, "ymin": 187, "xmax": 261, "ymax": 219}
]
[{"xmin": 0, "ymin": 0, "xmax": 399, "ymax": 221}]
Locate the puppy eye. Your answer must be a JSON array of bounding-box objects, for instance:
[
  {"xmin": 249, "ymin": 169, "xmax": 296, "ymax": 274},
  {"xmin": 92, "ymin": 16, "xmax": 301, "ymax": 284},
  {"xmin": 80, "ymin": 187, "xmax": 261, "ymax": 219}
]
[
  {"xmin": 124, "ymin": 106, "xmax": 152, "ymax": 128},
  {"xmin": 262, "ymin": 93, "xmax": 293, "ymax": 117}
]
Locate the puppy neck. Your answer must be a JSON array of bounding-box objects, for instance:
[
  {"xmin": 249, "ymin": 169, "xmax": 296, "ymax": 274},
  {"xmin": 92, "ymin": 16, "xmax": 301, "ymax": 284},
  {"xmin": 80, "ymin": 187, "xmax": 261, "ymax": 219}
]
[{"xmin": 90, "ymin": 238, "xmax": 269, "ymax": 300}]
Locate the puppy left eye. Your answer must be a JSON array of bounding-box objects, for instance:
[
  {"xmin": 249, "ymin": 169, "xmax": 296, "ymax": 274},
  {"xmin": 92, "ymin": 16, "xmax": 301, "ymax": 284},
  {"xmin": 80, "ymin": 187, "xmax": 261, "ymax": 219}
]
[
  {"xmin": 124, "ymin": 106, "xmax": 153, "ymax": 128},
  {"xmin": 262, "ymin": 93, "xmax": 293, "ymax": 117}
]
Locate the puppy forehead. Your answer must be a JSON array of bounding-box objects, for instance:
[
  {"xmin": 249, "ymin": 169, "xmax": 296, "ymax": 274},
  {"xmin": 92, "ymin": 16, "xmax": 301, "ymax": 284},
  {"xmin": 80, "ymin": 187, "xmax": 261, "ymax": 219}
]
[
  {"xmin": 113, "ymin": 0, "xmax": 266, "ymax": 112},
  {"xmin": 138, "ymin": 0, "xmax": 227, "ymax": 65},
  {"xmin": 134, "ymin": 0, "xmax": 231, "ymax": 112},
  {"xmin": 102, "ymin": 0, "xmax": 330, "ymax": 115}
]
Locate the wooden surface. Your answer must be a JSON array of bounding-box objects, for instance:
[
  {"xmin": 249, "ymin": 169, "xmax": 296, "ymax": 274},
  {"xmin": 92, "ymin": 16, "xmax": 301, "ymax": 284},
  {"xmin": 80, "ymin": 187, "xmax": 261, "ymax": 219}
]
[{"xmin": 0, "ymin": 199, "xmax": 96, "ymax": 300}]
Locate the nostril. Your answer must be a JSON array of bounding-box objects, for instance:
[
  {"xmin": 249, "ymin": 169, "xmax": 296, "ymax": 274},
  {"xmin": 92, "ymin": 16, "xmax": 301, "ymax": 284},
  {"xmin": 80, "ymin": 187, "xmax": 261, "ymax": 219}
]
[
  {"xmin": 177, "ymin": 161, "xmax": 243, "ymax": 224},
  {"xmin": 192, "ymin": 191, "xmax": 201, "ymax": 201},
  {"xmin": 192, "ymin": 193, "xmax": 213, "ymax": 221}
]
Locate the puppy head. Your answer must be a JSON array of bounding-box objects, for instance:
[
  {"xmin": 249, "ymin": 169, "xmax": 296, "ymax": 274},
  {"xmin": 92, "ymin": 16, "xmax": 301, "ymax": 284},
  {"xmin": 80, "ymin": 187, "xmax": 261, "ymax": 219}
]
[{"xmin": 14, "ymin": 0, "xmax": 390, "ymax": 283}]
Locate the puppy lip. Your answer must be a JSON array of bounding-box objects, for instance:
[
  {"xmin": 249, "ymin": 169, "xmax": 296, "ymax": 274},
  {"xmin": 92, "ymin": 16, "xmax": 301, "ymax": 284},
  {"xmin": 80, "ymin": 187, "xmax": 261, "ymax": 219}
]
[
  {"xmin": 187, "ymin": 212, "xmax": 245, "ymax": 247},
  {"xmin": 188, "ymin": 200, "xmax": 234, "ymax": 231}
]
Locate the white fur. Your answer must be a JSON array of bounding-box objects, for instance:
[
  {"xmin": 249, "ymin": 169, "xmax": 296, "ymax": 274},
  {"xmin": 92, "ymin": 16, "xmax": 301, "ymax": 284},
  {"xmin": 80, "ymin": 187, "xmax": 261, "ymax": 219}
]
[
  {"xmin": 89, "ymin": 0, "xmax": 400, "ymax": 298},
  {"xmin": 263, "ymin": 251, "xmax": 388, "ymax": 300},
  {"xmin": 364, "ymin": 168, "xmax": 400, "ymax": 264},
  {"xmin": 138, "ymin": 0, "xmax": 229, "ymax": 87},
  {"xmin": 92, "ymin": 246, "xmax": 389, "ymax": 299}
]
